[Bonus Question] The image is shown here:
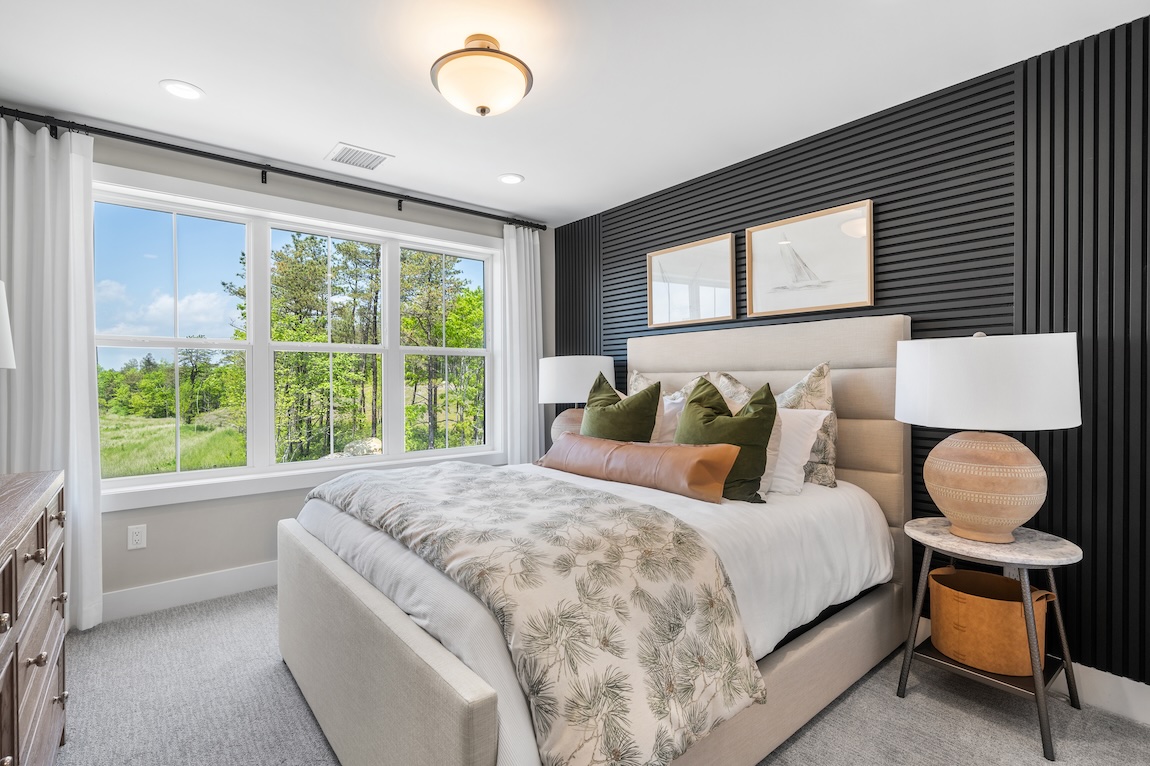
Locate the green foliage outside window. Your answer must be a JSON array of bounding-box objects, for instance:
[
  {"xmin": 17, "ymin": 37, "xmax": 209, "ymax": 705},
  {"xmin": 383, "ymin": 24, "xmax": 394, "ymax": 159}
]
[{"xmin": 95, "ymin": 209, "xmax": 490, "ymax": 479}]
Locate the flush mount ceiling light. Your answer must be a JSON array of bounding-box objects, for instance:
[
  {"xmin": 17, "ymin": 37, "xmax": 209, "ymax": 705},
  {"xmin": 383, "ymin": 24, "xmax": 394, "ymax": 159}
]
[
  {"xmin": 159, "ymin": 79, "xmax": 205, "ymax": 100},
  {"xmin": 431, "ymin": 34, "xmax": 533, "ymax": 117},
  {"xmin": 498, "ymin": 173, "xmax": 524, "ymax": 184}
]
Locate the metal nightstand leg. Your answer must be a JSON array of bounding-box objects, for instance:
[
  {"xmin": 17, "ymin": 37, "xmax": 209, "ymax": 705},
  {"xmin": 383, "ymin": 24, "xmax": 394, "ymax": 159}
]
[
  {"xmin": 1046, "ymin": 567, "xmax": 1081, "ymax": 709},
  {"xmin": 897, "ymin": 546, "xmax": 933, "ymax": 697},
  {"xmin": 1021, "ymin": 568, "xmax": 1055, "ymax": 761}
]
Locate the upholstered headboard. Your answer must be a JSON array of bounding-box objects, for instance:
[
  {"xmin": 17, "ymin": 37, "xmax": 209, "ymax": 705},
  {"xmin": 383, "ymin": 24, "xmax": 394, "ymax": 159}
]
[{"xmin": 627, "ymin": 314, "xmax": 912, "ymax": 593}]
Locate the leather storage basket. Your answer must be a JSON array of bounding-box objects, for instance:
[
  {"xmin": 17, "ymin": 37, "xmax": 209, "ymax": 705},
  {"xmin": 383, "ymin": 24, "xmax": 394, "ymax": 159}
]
[{"xmin": 929, "ymin": 566, "xmax": 1054, "ymax": 676}]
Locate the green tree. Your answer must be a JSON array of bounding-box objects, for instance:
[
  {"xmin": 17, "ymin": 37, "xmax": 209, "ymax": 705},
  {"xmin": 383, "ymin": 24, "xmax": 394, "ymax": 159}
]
[{"xmin": 401, "ymin": 250, "xmax": 484, "ymax": 451}]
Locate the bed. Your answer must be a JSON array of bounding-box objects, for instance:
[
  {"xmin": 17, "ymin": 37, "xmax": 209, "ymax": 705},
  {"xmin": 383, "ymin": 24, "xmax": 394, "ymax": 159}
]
[{"xmin": 278, "ymin": 313, "xmax": 913, "ymax": 766}]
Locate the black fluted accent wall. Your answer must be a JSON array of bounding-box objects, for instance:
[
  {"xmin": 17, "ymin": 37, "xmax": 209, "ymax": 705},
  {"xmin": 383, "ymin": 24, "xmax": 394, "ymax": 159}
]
[
  {"xmin": 554, "ymin": 214, "xmax": 603, "ymax": 356},
  {"xmin": 554, "ymin": 16, "xmax": 1150, "ymax": 683},
  {"xmin": 1017, "ymin": 18, "xmax": 1149, "ymax": 684}
]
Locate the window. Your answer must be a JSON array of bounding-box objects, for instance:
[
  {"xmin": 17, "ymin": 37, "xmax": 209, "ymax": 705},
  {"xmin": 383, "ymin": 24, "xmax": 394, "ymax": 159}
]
[
  {"xmin": 92, "ymin": 183, "xmax": 497, "ymax": 491},
  {"xmin": 94, "ymin": 203, "xmax": 248, "ymax": 478},
  {"xmin": 270, "ymin": 230, "xmax": 383, "ymax": 463},
  {"xmin": 400, "ymin": 248, "xmax": 487, "ymax": 451}
]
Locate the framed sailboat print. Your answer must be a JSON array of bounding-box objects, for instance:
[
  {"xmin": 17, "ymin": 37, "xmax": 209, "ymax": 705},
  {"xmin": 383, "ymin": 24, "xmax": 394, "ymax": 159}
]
[
  {"xmin": 647, "ymin": 233, "xmax": 735, "ymax": 327},
  {"xmin": 746, "ymin": 199, "xmax": 874, "ymax": 317}
]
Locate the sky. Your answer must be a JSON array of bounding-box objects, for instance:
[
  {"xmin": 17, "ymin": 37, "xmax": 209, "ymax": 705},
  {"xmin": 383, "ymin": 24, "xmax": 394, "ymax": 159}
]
[
  {"xmin": 95, "ymin": 203, "xmax": 484, "ymax": 371},
  {"xmin": 95, "ymin": 202, "xmax": 245, "ymax": 371}
]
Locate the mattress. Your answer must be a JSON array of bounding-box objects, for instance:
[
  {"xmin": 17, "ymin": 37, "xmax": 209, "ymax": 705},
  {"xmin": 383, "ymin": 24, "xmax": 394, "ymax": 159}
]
[{"xmin": 296, "ymin": 463, "xmax": 893, "ymax": 766}]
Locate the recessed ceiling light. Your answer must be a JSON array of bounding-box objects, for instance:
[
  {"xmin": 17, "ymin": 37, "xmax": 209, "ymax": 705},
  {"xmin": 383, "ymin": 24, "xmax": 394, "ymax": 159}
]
[
  {"xmin": 498, "ymin": 173, "xmax": 524, "ymax": 184},
  {"xmin": 159, "ymin": 79, "xmax": 205, "ymax": 100}
]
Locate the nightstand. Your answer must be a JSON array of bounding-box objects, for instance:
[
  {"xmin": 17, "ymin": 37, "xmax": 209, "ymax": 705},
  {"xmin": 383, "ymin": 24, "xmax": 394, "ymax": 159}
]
[{"xmin": 896, "ymin": 517, "xmax": 1082, "ymax": 761}]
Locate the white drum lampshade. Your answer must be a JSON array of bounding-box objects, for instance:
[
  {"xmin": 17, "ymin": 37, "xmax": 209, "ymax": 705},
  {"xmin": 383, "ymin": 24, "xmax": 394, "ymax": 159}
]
[
  {"xmin": 0, "ymin": 281, "xmax": 15, "ymax": 370},
  {"xmin": 538, "ymin": 355, "xmax": 615, "ymax": 441},
  {"xmin": 896, "ymin": 332, "xmax": 1081, "ymax": 542}
]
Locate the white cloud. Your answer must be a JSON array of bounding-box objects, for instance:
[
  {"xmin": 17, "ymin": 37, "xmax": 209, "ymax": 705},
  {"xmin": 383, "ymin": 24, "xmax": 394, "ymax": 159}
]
[
  {"xmin": 95, "ymin": 290, "xmax": 240, "ymax": 339},
  {"xmin": 94, "ymin": 279, "xmax": 129, "ymax": 304},
  {"xmin": 142, "ymin": 293, "xmax": 175, "ymax": 324}
]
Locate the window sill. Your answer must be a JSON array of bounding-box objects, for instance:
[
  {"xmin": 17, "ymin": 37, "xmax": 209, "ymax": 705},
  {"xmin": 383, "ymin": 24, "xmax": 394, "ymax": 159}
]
[{"xmin": 100, "ymin": 449, "xmax": 508, "ymax": 512}]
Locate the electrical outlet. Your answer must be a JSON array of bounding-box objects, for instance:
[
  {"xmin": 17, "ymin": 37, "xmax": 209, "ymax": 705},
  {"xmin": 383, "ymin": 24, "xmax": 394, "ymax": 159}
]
[{"xmin": 127, "ymin": 524, "xmax": 147, "ymax": 550}]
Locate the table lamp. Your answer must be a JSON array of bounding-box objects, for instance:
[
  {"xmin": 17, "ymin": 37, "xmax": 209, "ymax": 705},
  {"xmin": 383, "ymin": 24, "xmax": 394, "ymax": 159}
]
[
  {"xmin": 895, "ymin": 332, "xmax": 1080, "ymax": 543},
  {"xmin": 0, "ymin": 281, "xmax": 15, "ymax": 370},
  {"xmin": 538, "ymin": 355, "xmax": 615, "ymax": 442}
]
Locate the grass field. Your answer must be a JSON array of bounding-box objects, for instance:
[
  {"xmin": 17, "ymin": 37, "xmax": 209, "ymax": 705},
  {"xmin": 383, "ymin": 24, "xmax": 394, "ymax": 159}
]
[{"xmin": 99, "ymin": 414, "xmax": 247, "ymax": 478}]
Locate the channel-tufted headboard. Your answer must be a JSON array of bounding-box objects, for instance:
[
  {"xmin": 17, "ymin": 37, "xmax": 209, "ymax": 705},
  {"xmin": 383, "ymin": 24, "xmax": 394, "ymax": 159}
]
[{"xmin": 627, "ymin": 314, "xmax": 912, "ymax": 594}]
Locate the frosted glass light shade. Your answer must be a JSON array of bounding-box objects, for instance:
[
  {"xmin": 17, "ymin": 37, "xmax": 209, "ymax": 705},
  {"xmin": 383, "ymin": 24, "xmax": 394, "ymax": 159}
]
[
  {"xmin": 0, "ymin": 281, "xmax": 14, "ymax": 369},
  {"xmin": 538, "ymin": 356, "xmax": 615, "ymax": 404},
  {"xmin": 431, "ymin": 35, "xmax": 533, "ymax": 117},
  {"xmin": 895, "ymin": 332, "xmax": 1081, "ymax": 431}
]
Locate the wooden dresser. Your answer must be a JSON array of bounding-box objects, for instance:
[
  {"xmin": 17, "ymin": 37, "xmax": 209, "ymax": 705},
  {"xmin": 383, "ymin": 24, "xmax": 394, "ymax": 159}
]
[{"xmin": 0, "ymin": 472, "xmax": 66, "ymax": 766}]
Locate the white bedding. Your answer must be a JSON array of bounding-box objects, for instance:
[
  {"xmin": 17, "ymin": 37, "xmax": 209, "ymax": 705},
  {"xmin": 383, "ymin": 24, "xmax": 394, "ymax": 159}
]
[{"xmin": 296, "ymin": 463, "xmax": 893, "ymax": 766}]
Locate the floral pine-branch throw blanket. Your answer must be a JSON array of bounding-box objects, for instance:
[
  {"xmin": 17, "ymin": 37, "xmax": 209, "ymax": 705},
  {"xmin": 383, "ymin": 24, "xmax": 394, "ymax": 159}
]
[{"xmin": 309, "ymin": 463, "xmax": 767, "ymax": 766}]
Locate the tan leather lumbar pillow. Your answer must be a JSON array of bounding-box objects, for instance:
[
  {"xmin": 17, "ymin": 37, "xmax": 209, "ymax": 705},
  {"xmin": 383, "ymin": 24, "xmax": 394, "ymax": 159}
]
[{"xmin": 539, "ymin": 432, "xmax": 740, "ymax": 504}]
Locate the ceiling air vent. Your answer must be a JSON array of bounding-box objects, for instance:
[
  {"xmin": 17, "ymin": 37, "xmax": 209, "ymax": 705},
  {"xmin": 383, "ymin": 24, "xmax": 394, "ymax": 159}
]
[{"xmin": 326, "ymin": 142, "xmax": 393, "ymax": 171}]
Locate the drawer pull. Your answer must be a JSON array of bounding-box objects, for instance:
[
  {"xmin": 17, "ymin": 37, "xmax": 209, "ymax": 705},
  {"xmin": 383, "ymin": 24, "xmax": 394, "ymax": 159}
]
[
  {"xmin": 52, "ymin": 690, "xmax": 69, "ymax": 707},
  {"xmin": 0, "ymin": 612, "xmax": 8, "ymax": 633},
  {"xmin": 49, "ymin": 509, "xmax": 66, "ymax": 526},
  {"xmin": 25, "ymin": 651, "xmax": 48, "ymax": 668},
  {"xmin": 52, "ymin": 591, "xmax": 69, "ymax": 605},
  {"xmin": 23, "ymin": 547, "xmax": 46, "ymax": 564}
]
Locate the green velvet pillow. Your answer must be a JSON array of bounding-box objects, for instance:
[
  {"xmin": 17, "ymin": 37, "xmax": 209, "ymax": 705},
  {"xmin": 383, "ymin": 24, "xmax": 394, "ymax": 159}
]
[
  {"xmin": 674, "ymin": 377, "xmax": 777, "ymax": 503},
  {"xmin": 580, "ymin": 373, "xmax": 660, "ymax": 443}
]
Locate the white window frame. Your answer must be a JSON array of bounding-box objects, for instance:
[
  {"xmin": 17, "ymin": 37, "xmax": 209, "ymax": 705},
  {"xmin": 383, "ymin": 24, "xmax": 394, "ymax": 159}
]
[{"xmin": 94, "ymin": 165, "xmax": 506, "ymax": 512}]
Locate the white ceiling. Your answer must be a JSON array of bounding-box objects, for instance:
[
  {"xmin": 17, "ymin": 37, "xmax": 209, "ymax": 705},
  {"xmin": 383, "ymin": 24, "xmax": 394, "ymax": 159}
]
[{"xmin": 0, "ymin": 1, "xmax": 1145, "ymax": 227}]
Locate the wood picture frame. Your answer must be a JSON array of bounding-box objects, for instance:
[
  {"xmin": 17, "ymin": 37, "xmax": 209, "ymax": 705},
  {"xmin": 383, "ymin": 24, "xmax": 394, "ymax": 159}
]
[
  {"xmin": 746, "ymin": 199, "xmax": 874, "ymax": 317},
  {"xmin": 646, "ymin": 233, "xmax": 735, "ymax": 328}
]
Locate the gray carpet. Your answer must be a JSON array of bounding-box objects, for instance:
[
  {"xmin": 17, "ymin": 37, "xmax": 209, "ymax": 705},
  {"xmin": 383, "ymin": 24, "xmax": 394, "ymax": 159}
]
[{"xmin": 58, "ymin": 587, "xmax": 1149, "ymax": 765}]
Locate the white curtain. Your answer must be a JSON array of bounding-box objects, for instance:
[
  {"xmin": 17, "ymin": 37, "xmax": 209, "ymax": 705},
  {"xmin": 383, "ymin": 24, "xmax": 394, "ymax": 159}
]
[
  {"xmin": 0, "ymin": 119, "xmax": 101, "ymax": 630},
  {"xmin": 501, "ymin": 224, "xmax": 544, "ymax": 464}
]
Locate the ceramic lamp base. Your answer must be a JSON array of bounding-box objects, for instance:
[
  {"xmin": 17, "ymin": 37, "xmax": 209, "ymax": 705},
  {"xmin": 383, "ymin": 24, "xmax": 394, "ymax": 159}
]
[
  {"xmin": 924, "ymin": 431, "xmax": 1048, "ymax": 543},
  {"xmin": 550, "ymin": 408, "xmax": 584, "ymax": 443}
]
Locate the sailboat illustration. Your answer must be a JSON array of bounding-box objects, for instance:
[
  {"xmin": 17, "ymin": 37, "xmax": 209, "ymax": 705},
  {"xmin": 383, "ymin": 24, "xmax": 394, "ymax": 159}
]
[{"xmin": 775, "ymin": 232, "xmax": 825, "ymax": 289}]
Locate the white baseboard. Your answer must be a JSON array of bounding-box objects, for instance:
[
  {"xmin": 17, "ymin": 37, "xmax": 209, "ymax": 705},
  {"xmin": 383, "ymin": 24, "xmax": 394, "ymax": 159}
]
[
  {"xmin": 918, "ymin": 617, "xmax": 1150, "ymax": 727},
  {"xmin": 102, "ymin": 560, "xmax": 277, "ymax": 622},
  {"xmin": 1050, "ymin": 661, "xmax": 1150, "ymax": 727}
]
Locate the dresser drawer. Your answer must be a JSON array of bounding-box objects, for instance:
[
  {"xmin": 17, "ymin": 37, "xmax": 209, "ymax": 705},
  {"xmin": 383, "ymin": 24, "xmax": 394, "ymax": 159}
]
[
  {"xmin": 16, "ymin": 554, "xmax": 65, "ymax": 745},
  {"xmin": 14, "ymin": 517, "xmax": 47, "ymax": 623},
  {"xmin": 44, "ymin": 491, "xmax": 64, "ymax": 568},
  {"xmin": 0, "ymin": 553, "xmax": 13, "ymax": 642},
  {"xmin": 20, "ymin": 652, "xmax": 64, "ymax": 766},
  {"xmin": 0, "ymin": 653, "xmax": 15, "ymax": 766}
]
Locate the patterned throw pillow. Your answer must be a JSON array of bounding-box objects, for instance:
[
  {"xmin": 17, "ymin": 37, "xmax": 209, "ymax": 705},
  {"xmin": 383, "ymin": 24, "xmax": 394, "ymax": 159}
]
[{"xmin": 776, "ymin": 362, "xmax": 837, "ymax": 487}]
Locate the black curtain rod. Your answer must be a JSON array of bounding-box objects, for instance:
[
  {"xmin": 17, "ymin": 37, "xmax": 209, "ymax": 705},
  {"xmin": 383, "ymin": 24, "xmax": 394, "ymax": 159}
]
[{"xmin": 0, "ymin": 106, "xmax": 547, "ymax": 231}]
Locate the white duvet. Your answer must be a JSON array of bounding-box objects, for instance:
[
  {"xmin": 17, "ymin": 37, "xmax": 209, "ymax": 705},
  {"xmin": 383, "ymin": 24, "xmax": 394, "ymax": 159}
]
[{"xmin": 296, "ymin": 464, "xmax": 893, "ymax": 766}]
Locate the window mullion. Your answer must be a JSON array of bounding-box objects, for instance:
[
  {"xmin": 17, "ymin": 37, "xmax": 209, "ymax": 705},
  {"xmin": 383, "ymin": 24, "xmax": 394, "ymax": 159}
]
[
  {"xmin": 172, "ymin": 213, "xmax": 181, "ymax": 472},
  {"xmin": 384, "ymin": 241, "xmax": 405, "ymax": 455},
  {"xmin": 249, "ymin": 220, "xmax": 274, "ymax": 468}
]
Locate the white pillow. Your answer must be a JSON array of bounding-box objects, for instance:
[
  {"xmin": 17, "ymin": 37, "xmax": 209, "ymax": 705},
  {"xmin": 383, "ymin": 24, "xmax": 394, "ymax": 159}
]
[
  {"xmin": 629, "ymin": 371, "xmax": 702, "ymax": 443},
  {"xmin": 758, "ymin": 413, "xmax": 784, "ymax": 497},
  {"xmin": 768, "ymin": 408, "xmax": 831, "ymax": 496}
]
